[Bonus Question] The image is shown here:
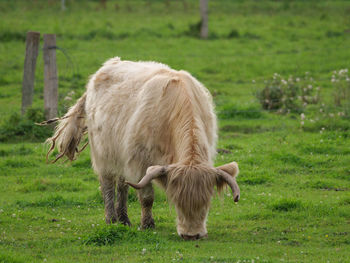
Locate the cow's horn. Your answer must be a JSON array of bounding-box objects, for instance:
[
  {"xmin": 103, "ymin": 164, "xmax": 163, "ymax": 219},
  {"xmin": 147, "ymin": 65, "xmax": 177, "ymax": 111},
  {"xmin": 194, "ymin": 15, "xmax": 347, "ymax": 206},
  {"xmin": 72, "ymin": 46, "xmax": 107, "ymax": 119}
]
[
  {"xmin": 126, "ymin": 165, "xmax": 168, "ymax": 189},
  {"xmin": 217, "ymin": 162, "xmax": 240, "ymax": 202}
]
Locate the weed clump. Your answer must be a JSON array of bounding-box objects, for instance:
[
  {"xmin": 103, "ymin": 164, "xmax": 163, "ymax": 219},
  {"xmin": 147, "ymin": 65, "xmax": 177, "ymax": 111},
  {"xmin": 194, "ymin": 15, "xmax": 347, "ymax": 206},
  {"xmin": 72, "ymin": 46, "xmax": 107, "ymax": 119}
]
[
  {"xmin": 271, "ymin": 198, "xmax": 303, "ymax": 212},
  {"xmin": 0, "ymin": 108, "xmax": 52, "ymax": 142},
  {"xmin": 332, "ymin": 69, "xmax": 350, "ymax": 110},
  {"xmin": 84, "ymin": 224, "xmax": 161, "ymax": 246},
  {"xmin": 256, "ymin": 73, "xmax": 320, "ymax": 113},
  {"xmin": 84, "ymin": 224, "xmax": 137, "ymax": 246}
]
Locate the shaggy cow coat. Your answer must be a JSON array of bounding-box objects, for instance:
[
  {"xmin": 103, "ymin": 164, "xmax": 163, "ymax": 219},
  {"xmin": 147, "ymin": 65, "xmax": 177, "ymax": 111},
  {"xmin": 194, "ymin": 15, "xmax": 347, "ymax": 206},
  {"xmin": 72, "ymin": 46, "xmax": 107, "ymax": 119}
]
[{"xmin": 46, "ymin": 57, "xmax": 240, "ymax": 240}]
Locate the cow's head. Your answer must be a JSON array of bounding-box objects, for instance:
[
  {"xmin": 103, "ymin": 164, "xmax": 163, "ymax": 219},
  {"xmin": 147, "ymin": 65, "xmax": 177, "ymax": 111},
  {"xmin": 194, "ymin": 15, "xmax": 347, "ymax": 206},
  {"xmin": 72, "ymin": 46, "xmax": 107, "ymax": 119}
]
[{"xmin": 127, "ymin": 162, "xmax": 240, "ymax": 240}]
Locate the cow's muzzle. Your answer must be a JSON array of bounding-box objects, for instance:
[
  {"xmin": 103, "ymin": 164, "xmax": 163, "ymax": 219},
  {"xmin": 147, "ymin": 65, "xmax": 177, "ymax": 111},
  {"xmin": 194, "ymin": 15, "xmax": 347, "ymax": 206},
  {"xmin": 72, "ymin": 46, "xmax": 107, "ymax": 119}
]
[{"xmin": 181, "ymin": 233, "xmax": 208, "ymax": 241}]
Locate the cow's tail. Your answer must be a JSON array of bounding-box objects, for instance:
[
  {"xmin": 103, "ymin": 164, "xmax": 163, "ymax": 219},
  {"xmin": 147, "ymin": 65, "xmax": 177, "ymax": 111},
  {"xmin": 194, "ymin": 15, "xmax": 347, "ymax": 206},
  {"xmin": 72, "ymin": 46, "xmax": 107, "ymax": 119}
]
[{"xmin": 41, "ymin": 93, "xmax": 88, "ymax": 163}]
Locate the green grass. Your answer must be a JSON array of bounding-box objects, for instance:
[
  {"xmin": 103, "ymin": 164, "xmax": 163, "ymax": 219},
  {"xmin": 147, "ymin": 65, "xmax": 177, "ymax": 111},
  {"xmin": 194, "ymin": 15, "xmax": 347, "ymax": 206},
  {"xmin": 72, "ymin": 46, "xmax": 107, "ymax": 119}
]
[{"xmin": 0, "ymin": 0, "xmax": 350, "ymax": 262}]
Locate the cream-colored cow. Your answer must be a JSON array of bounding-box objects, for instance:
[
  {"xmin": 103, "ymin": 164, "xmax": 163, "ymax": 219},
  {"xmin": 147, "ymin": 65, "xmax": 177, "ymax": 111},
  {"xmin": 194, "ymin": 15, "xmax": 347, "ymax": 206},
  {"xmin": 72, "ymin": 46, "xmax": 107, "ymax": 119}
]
[{"xmin": 46, "ymin": 57, "xmax": 240, "ymax": 240}]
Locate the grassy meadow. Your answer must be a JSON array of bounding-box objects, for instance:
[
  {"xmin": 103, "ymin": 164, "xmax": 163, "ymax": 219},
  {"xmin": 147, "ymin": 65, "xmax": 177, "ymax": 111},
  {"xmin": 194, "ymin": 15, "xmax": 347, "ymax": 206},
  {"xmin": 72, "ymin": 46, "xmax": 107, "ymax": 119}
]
[{"xmin": 0, "ymin": 0, "xmax": 350, "ymax": 262}]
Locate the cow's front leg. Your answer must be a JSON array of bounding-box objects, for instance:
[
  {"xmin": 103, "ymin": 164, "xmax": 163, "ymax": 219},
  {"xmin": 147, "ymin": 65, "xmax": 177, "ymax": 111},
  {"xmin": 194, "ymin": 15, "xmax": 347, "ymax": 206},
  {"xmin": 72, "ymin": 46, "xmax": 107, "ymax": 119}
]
[
  {"xmin": 116, "ymin": 177, "xmax": 131, "ymax": 226},
  {"xmin": 99, "ymin": 175, "xmax": 117, "ymax": 224},
  {"xmin": 138, "ymin": 184, "xmax": 155, "ymax": 229}
]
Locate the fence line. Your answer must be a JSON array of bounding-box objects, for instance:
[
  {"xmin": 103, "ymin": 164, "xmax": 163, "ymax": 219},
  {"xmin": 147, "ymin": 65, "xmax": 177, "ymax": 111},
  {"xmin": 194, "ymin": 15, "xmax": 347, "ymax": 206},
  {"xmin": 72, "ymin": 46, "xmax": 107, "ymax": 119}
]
[
  {"xmin": 2, "ymin": 44, "xmax": 348, "ymax": 87},
  {"xmin": 2, "ymin": 41, "xmax": 349, "ymax": 120}
]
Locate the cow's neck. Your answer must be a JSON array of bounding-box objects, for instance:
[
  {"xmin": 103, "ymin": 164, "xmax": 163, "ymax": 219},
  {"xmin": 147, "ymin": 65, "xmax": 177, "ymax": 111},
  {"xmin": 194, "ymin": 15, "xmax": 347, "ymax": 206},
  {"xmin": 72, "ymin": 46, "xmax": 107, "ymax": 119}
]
[{"xmin": 170, "ymin": 105, "xmax": 209, "ymax": 166}]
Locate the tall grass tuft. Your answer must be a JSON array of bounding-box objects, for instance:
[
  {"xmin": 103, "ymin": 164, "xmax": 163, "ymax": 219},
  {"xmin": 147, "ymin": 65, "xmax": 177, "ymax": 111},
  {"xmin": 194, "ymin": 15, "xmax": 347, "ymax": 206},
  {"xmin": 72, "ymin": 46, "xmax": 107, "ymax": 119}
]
[
  {"xmin": 84, "ymin": 224, "xmax": 162, "ymax": 246},
  {"xmin": 271, "ymin": 198, "xmax": 303, "ymax": 212}
]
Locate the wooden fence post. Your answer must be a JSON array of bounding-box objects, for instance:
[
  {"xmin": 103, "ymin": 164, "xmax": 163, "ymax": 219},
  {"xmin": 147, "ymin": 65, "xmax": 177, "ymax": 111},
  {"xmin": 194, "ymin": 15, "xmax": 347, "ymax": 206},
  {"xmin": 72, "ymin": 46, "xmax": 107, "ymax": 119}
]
[
  {"xmin": 200, "ymin": 0, "xmax": 209, "ymax": 39},
  {"xmin": 61, "ymin": 0, "xmax": 66, "ymax": 11},
  {"xmin": 43, "ymin": 34, "xmax": 58, "ymax": 120},
  {"xmin": 21, "ymin": 31, "xmax": 40, "ymax": 115}
]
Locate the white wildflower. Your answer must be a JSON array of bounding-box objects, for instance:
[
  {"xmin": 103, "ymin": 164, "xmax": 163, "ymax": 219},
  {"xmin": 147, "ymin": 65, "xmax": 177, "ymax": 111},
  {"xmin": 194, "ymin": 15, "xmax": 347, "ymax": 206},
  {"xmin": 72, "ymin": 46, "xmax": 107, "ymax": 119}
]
[
  {"xmin": 300, "ymin": 113, "xmax": 305, "ymax": 120},
  {"xmin": 296, "ymin": 78, "xmax": 300, "ymax": 82},
  {"xmin": 142, "ymin": 248, "xmax": 147, "ymax": 255}
]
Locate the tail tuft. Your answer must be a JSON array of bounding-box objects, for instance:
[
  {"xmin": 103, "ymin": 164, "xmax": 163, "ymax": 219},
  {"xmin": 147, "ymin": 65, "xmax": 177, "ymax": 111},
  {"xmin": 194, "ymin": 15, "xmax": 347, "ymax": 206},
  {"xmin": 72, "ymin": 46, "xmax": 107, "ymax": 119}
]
[{"xmin": 45, "ymin": 93, "xmax": 87, "ymax": 163}]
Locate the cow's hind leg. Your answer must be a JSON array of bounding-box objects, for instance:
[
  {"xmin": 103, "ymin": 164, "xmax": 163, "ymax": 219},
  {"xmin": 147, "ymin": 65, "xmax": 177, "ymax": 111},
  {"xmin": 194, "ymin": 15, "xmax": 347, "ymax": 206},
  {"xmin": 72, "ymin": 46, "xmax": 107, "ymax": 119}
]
[
  {"xmin": 116, "ymin": 177, "xmax": 131, "ymax": 226},
  {"xmin": 99, "ymin": 175, "xmax": 117, "ymax": 224},
  {"xmin": 138, "ymin": 184, "xmax": 155, "ymax": 229}
]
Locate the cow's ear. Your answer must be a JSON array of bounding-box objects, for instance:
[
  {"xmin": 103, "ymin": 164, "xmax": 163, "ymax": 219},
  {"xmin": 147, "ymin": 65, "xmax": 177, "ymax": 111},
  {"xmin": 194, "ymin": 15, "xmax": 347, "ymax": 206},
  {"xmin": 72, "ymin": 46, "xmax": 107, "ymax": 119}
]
[
  {"xmin": 126, "ymin": 166, "xmax": 168, "ymax": 189},
  {"xmin": 216, "ymin": 162, "xmax": 239, "ymax": 178},
  {"xmin": 216, "ymin": 162, "xmax": 240, "ymax": 202}
]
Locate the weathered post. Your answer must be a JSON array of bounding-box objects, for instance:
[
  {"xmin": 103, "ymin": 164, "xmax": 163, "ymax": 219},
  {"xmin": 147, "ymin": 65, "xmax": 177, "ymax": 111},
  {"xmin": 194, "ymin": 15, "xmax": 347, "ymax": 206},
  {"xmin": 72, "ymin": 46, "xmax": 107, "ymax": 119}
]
[
  {"xmin": 43, "ymin": 34, "xmax": 58, "ymax": 120},
  {"xmin": 61, "ymin": 0, "xmax": 66, "ymax": 11},
  {"xmin": 100, "ymin": 0, "xmax": 107, "ymax": 9},
  {"xmin": 199, "ymin": 0, "xmax": 209, "ymax": 39},
  {"xmin": 21, "ymin": 31, "xmax": 40, "ymax": 115}
]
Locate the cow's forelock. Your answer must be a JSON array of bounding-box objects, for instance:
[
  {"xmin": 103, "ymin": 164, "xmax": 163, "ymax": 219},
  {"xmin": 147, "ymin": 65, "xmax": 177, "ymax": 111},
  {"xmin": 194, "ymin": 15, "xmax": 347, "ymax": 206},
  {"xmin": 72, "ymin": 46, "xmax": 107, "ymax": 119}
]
[{"xmin": 166, "ymin": 165, "xmax": 216, "ymax": 238}]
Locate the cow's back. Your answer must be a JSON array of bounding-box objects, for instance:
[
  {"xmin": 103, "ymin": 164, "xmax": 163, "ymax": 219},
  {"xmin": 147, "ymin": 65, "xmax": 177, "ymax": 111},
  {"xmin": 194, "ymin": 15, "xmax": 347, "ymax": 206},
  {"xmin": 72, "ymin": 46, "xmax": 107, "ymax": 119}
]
[{"xmin": 85, "ymin": 57, "xmax": 217, "ymax": 180}]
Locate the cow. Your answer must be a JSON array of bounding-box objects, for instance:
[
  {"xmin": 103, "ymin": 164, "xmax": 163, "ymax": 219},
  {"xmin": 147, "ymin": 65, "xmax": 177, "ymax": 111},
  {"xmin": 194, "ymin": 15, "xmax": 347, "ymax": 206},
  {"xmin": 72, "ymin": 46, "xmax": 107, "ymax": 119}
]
[{"xmin": 45, "ymin": 57, "xmax": 240, "ymax": 240}]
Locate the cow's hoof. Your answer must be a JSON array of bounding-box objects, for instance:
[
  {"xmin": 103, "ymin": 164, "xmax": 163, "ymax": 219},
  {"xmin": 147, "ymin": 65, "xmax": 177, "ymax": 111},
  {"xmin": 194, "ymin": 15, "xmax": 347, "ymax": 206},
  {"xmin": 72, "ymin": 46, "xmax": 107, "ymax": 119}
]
[
  {"xmin": 119, "ymin": 216, "xmax": 132, "ymax": 226},
  {"xmin": 141, "ymin": 218, "xmax": 155, "ymax": 229},
  {"xmin": 105, "ymin": 215, "xmax": 118, "ymax": 224}
]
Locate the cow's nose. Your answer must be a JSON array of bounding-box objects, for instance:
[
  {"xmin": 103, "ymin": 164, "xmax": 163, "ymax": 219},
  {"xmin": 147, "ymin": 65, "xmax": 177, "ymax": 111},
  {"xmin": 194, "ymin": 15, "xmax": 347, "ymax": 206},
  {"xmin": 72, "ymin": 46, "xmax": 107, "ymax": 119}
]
[{"xmin": 181, "ymin": 234, "xmax": 201, "ymax": 241}]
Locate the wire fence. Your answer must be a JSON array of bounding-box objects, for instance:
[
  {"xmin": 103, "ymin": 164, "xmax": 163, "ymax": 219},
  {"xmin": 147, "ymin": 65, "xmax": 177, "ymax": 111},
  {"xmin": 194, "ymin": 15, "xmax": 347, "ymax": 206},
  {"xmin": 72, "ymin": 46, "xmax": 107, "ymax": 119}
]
[{"xmin": 1, "ymin": 42, "xmax": 349, "ymax": 119}]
